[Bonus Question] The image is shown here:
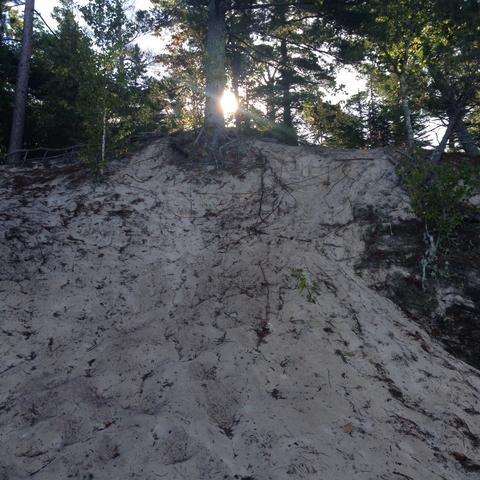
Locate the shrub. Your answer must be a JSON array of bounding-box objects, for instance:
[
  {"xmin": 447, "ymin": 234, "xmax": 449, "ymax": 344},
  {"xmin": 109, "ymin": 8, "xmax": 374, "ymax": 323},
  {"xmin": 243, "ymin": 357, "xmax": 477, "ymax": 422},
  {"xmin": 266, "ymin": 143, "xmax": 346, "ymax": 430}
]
[
  {"xmin": 399, "ymin": 153, "xmax": 479, "ymax": 286},
  {"xmin": 400, "ymin": 155, "xmax": 478, "ymax": 245}
]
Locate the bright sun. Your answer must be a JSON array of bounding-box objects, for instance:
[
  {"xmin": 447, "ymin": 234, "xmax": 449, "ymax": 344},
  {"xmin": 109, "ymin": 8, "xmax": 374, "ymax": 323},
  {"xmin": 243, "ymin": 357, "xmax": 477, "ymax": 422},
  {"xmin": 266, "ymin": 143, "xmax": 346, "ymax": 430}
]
[{"xmin": 221, "ymin": 90, "xmax": 238, "ymax": 115}]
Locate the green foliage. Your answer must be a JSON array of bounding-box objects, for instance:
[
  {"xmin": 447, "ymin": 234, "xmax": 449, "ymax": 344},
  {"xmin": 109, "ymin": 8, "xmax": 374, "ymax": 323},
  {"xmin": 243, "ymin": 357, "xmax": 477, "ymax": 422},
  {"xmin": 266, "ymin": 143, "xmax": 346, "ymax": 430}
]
[
  {"xmin": 28, "ymin": 1, "xmax": 98, "ymax": 148},
  {"xmin": 348, "ymin": 65, "xmax": 429, "ymax": 148},
  {"xmin": 155, "ymin": 27, "xmax": 205, "ymax": 132},
  {"xmin": 291, "ymin": 268, "xmax": 320, "ymax": 304},
  {"xmin": 400, "ymin": 154, "xmax": 479, "ymax": 244},
  {"xmin": 2, "ymin": 0, "xmax": 479, "ymax": 157},
  {"xmin": 0, "ymin": 1, "xmax": 23, "ymax": 151},
  {"xmin": 1, "ymin": 0, "xmax": 159, "ymax": 161},
  {"xmin": 304, "ymin": 98, "xmax": 365, "ymax": 148},
  {"xmin": 80, "ymin": 0, "xmax": 146, "ymax": 159},
  {"xmin": 399, "ymin": 153, "xmax": 479, "ymax": 286}
]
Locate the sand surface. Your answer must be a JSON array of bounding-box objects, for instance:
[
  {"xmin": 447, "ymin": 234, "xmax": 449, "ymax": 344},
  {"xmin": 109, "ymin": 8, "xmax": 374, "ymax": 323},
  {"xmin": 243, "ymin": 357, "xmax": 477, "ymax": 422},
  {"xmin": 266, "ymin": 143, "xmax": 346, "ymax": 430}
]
[{"xmin": 1, "ymin": 140, "xmax": 479, "ymax": 479}]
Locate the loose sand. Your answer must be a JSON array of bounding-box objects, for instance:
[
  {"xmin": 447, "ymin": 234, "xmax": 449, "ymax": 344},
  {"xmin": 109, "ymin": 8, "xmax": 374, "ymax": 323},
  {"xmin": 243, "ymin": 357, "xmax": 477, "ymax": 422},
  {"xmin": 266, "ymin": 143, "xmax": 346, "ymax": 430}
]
[{"xmin": 1, "ymin": 140, "xmax": 479, "ymax": 479}]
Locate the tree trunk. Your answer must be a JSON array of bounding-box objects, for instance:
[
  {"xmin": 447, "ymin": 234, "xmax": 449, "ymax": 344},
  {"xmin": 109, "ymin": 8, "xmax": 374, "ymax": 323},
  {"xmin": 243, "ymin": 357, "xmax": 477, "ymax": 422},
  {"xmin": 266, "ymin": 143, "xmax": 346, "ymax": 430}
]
[
  {"xmin": 277, "ymin": 5, "xmax": 296, "ymax": 145},
  {"xmin": 101, "ymin": 107, "xmax": 107, "ymax": 171},
  {"xmin": 267, "ymin": 85, "xmax": 276, "ymax": 123},
  {"xmin": 231, "ymin": 65, "xmax": 242, "ymax": 131},
  {"xmin": 204, "ymin": 0, "xmax": 226, "ymax": 150},
  {"xmin": 455, "ymin": 119, "xmax": 480, "ymax": 157},
  {"xmin": 243, "ymin": 86, "xmax": 251, "ymax": 132},
  {"xmin": 399, "ymin": 72, "xmax": 414, "ymax": 155},
  {"xmin": 7, "ymin": 0, "xmax": 35, "ymax": 163},
  {"xmin": 280, "ymin": 39, "xmax": 292, "ymax": 127},
  {"xmin": 431, "ymin": 112, "xmax": 460, "ymax": 164},
  {"xmin": 279, "ymin": 39, "xmax": 297, "ymax": 144},
  {"xmin": 428, "ymin": 69, "xmax": 479, "ymax": 158}
]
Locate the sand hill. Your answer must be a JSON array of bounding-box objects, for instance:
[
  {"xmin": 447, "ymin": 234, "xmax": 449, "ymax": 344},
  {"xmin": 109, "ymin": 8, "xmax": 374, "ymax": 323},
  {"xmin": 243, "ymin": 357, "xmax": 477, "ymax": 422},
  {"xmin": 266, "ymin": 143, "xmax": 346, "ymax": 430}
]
[{"xmin": 1, "ymin": 139, "xmax": 479, "ymax": 479}]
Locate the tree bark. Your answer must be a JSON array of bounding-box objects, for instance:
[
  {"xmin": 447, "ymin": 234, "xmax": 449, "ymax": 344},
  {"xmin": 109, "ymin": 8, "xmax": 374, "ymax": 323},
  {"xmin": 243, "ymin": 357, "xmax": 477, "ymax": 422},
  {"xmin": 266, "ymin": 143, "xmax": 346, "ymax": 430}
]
[
  {"xmin": 280, "ymin": 38, "xmax": 292, "ymax": 128},
  {"xmin": 101, "ymin": 107, "xmax": 107, "ymax": 168},
  {"xmin": 243, "ymin": 86, "xmax": 251, "ymax": 131},
  {"xmin": 431, "ymin": 112, "xmax": 460, "ymax": 164},
  {"xmin": 266, "ymin": 85, "xmax": 276, "ymax": 123},
  {"xmin": 204, "ymin": 0, "xmax": 226, "ymax": 149},
  {"xmin": 277, "ymin": 6, "xmax": 296, "ymax": 144},
  {"xmin": 8, "ymin": 0, "xmax": 35, "ymax": 163},
  {"xmin": 231, "ymin": 57, "xmax": 242, "ymax": 130},
  {"xmin": 399, "ymin": 72, "xmax": 414, "ymax": 155},
  {"xmin": 427, "ymin": 68, "xmax": 479, "ymax": 159},
  {"xmin": 455, "ymin": 119, "xmax": 480, "ymax": 157}
]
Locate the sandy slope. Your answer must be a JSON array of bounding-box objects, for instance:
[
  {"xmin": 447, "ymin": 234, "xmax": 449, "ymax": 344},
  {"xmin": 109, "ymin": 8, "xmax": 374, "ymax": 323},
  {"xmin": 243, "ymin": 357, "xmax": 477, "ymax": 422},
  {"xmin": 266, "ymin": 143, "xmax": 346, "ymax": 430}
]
[{"xmin": 1, "ymin": 140, "xmax": 479, "ymax": 480}]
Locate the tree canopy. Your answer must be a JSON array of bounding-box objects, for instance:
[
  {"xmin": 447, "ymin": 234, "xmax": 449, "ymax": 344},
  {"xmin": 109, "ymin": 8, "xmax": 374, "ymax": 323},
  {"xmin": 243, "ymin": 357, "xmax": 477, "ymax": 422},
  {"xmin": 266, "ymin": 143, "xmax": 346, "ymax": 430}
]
[{"xmin": 0, "ymin": 0, "xmax": 479, "ymax": 162}]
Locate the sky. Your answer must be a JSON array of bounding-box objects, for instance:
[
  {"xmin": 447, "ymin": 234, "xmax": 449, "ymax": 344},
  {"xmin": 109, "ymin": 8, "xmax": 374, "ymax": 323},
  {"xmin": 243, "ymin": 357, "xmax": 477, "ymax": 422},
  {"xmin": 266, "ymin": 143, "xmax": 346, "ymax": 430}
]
[
  {"xmin": 36, "ymin": 0, "xmax": 450, "ymax": 143},
  {"xmin": 36, "ymin": 0, "xmax": 366, "ymax": 101},
  {"xmin": 42, "ymin": 1, "xmax": 436, "ymax": 139},
  {"xmin": 38, "ymin": 0, "xmax": 152, "ymax": 19},
  {"xmin": 23, "ymin": 0, "xmax": 445, "ymax": 144},
  {"xmin": 37, "ymin": 0, "xmax": 159, "ymax": 52},
  {"xmin": 23, "ymin": 1, "xmax": 444, "ymax": 144}
]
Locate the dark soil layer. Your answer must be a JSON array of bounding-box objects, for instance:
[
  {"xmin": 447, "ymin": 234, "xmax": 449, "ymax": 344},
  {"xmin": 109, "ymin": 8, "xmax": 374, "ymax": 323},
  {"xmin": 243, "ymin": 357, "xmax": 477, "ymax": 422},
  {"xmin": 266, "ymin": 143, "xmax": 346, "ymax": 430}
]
[{"xmin": 356, "ymin": 217, "xmax": 480, "ymax": 370}]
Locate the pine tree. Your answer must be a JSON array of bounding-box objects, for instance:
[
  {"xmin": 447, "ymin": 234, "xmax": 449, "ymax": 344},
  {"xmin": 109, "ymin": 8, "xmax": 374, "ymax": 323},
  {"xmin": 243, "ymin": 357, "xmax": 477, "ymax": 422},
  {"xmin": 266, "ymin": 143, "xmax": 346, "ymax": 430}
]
[{"xmin": 7, "ymin": 0, "xmax": 34, "ymax": 162}]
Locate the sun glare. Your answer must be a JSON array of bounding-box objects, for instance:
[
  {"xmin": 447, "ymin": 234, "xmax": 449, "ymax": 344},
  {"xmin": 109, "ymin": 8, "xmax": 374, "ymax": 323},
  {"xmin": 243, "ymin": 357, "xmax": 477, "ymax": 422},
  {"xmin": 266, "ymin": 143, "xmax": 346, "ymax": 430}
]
[{"xmin": 221, "ymin": 90, "xmax": 238, "ymax": 116}]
